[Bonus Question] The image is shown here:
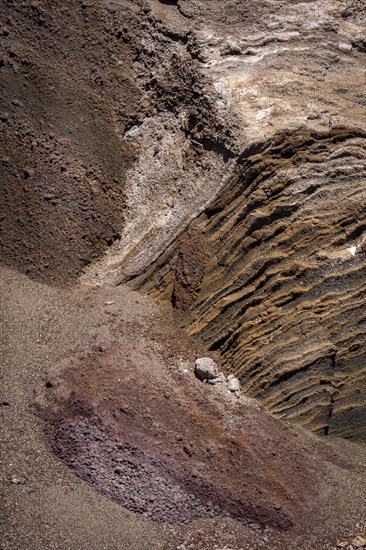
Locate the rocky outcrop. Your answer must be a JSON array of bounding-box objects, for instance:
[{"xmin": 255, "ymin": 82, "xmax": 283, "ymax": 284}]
[
  {"xmin": 132, "ymin": 127, "xmax": 366, "ymax": 440},
  {"xmin": 1, "ymin": 0, "xmax": 365, "ymax": 440},
  {"xmin": 76, "ymin": 0, "xmax": 366, "ymax": 440}
]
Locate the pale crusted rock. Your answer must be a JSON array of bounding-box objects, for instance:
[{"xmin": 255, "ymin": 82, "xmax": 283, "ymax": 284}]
[
  {"xmin": 338, "ymin": 41, "xmax": 352, "ymax": 52},
  {"xmin": 194, "ymin": 357, "xmax": 218, "ymax": 381},
  {"xmin": 227, "ymin": 375, "xmax": 240, "ymax": 395}
]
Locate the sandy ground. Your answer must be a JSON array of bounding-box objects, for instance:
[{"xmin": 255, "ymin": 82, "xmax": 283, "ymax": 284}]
[{"xmin": 1, "ymin": 265, "xmax": 366, "ymax": 550}]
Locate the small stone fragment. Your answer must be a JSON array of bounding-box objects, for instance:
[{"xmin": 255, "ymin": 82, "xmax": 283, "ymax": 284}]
[
  {"xmin": 194, "ymin": 357, "xmax": 218, "ymax": 381},
  {"xmin": 207, "ymin": 372, "xmax": 226, "ymax": 385},
  {"xmin": 351, "ymin": 536, "xmax": 366, "ymax": 548},
  {"xmin": 11, "ymin": 476, "xmax": 25, "ymax": 485},
  {"xmin": 336, "ymin": 542, "xmax": 349, "ymax": 549},
  {"xmin": 338, "ymin": 41, "xmax": 352, "ymax": 52}
]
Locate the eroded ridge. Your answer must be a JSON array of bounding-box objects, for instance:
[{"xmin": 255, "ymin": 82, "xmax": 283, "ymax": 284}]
[{"xmin": 132, "ymin": 127, "xmax": 366, "ymax": 440}]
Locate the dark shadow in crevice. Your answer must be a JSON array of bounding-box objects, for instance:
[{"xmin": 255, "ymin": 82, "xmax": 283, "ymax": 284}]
[{"xmin": 158, "ymin": 0, "xmax": 178, "ymax": 5}]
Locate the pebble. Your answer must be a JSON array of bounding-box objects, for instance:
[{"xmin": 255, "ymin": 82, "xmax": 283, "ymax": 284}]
[
  {"xmin": 338, "ymin": 41, "xmax": 352, "ymax": 52},
  {"xmin": 351, "ymin": 536, "xmax": 366, "ymax": 548},
  {"xmin": 11, "ymin": 476, "xmax": 26, "ymax": 485}
]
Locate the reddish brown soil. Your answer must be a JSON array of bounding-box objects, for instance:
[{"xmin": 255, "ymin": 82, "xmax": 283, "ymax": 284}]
[
  {"xmin": 1, "ymin": 266, "xmax": 366, "ymax": 549},
  {"xmin": 40, "ymin": 342, "xmax": 316, "ymax": 529}
]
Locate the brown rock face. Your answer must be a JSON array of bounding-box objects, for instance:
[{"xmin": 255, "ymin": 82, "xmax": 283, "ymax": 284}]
[{"xmin": 132, "ymin": 127, "xmax": 366, "ymax": 441}]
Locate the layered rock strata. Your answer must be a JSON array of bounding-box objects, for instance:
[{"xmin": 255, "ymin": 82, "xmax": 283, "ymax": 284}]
[
  {"xmin": 132, "ymin": 126, "xmax": 366, "ymax": 439},
  {"xmin": 1, "ymin": 0, "xmax": 365, "ymax": 439},
  {"xmin": 79, "ymin": 0, "xmax": 366, "ymax": 440}
]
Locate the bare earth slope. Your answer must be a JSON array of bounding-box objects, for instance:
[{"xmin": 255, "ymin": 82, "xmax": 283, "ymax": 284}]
[
  {"xmin": 1, "ymin": 0, "xmax": 366, "ymax": 549},
  {"xmin": 1, "ymin": 265, "xmax": 366, "ymax": 550},
  {"xmin": 0, "ymin": 0, "xmax": 141, "ymax": 283}
]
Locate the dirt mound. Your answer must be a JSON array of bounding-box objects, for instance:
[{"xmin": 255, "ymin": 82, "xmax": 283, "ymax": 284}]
[
  {"xmin": 40, "ymin": 343, "xmax": 316, "ymax": 529},
  {"xmin": 2, "ymin": 266, "xmax": 366, "ymax": 549}
]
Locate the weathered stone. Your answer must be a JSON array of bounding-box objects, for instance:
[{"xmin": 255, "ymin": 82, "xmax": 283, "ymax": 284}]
[
  {"xmin": 11, "ymin": 476, "xmax": 25, "ymax": 485},
  {"xmin": 227, "ymin": 375, "xmax": 240, "ymax": 395},
  {"xmin": 351, "ymin": 536, "xmax": 366, "ymax": 548},
  {"xmin": 194, "ymin": 357, "xmax": 218, "ymax": 381}
]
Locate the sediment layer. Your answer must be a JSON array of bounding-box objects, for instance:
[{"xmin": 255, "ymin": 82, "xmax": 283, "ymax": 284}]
[{"xmin": 132, "ymin": 127, "xmax": 366, "ymax": 440}]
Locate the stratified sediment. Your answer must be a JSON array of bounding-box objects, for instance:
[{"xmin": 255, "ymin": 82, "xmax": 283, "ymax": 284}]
[{"xmin": 133, "ymin": 127, "xmax": 366, "ymax": 440}]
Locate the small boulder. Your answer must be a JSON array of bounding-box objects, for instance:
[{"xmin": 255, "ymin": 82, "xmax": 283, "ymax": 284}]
[
  {"xmin": 227, "ymin": 374, "xmax": 240, "ymax": 395},
  {"xmin": 194, "ymin": 357, "xmax": 218, "ymax": 382}
]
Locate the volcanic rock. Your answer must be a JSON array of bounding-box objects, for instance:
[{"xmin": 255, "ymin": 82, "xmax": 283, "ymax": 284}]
[
  {"xmin": 194, "ymin": 357, "xmax": 218, "ymax": 381},
  {"xmin": 227, "ymin": 375, "xmax": 240, "ymax": 396}
]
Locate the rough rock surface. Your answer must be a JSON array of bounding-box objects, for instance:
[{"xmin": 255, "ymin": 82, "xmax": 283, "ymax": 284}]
[
  {"xmin": 2, "ymin": 1, "xmax": 365, "ymax": 438},
  {"xmin": 194, "ymin": 356, "xmax": 219, "ymax": 381},
  {"xmin": 227, "ymin": 375, "xmax": 241, "ymax": 395},
  {"xmin": 91, "ymin": 0, "xmax": 366, "ymax": 441},
  {"xmin": 135, "ymin": 127, "xmax": 366, "ymax": 440},
  {"xmin": 1, "ymin": 0, "xmax": 366, "ymax": 548}
]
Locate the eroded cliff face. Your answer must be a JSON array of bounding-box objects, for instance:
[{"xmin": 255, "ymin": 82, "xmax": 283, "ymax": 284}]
[
  {"xmin": 132, "ymin": 127, "xmax": 366, "ymax": 440},
  {"xmin": 80, "ymin": 0, "xmax": 366, "ymax": 440},
  {"xmin": 1, "ymin": 0, "xmax": 365, "ymax": 440},
  {"xmin": 1, "ymin": 1, "xmax": 366, "ymax": 547}
]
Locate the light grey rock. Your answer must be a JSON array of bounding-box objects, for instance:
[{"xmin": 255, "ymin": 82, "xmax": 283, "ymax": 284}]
[
  {"xmin": 227, "ymin": 375, "xmax": 240, "ymax": 395},
  {"xmin": 194, "ymin": 357, "xmax": 218, "ymax": 381},
  {"xmin": 338, "ymin": 41, "xmax": 352, "ymax": 52},
  {"xmin": 11, "ymin": 476, "xmax": 25, "ymax": 485}
]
